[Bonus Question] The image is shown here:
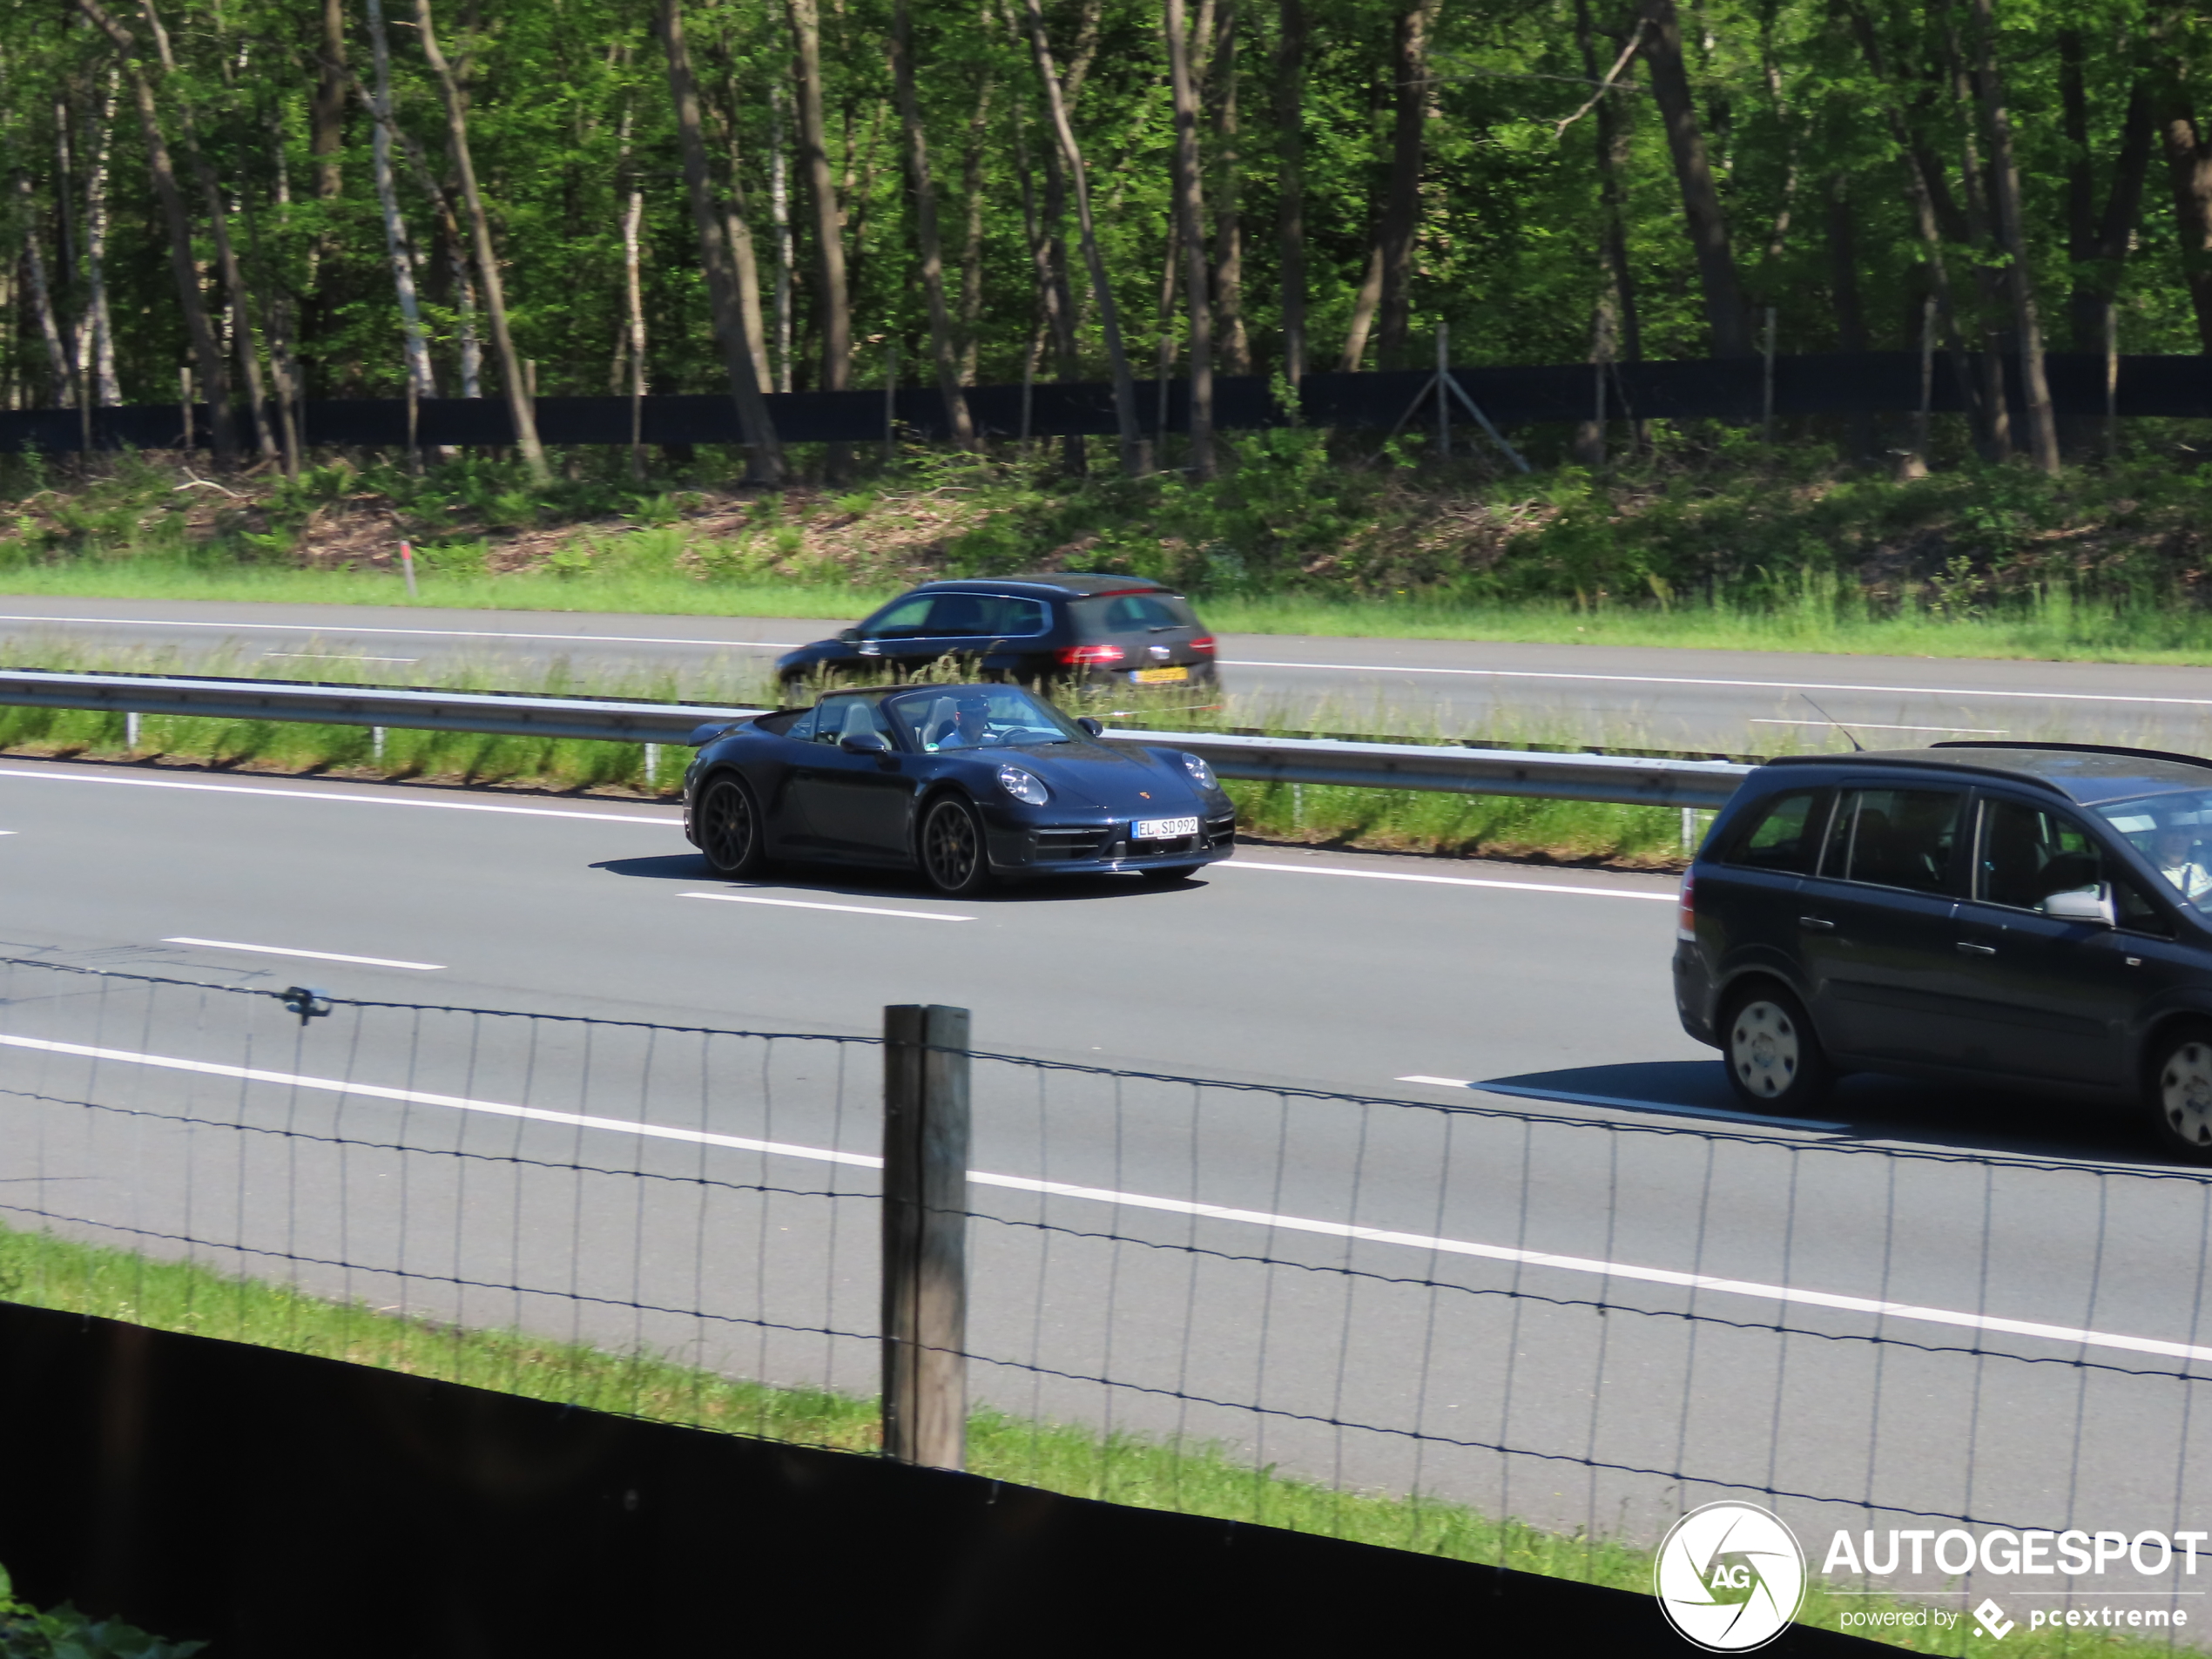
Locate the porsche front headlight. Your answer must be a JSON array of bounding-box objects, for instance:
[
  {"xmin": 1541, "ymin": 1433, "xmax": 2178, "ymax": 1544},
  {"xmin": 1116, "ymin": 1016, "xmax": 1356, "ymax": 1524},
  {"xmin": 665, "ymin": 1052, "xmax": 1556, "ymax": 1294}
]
[
  {"xmin": 1178, "ymin": 752, "xmax": 1217, "ymax": 791},
  {"xmin": 998, "ymin": 765, "xmax": 1049, "ymax": 806}
]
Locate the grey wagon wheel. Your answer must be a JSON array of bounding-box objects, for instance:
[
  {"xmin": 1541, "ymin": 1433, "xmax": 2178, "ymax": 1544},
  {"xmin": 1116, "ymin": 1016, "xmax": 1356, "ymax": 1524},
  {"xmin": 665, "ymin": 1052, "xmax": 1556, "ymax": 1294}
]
[
  {"xmin": 698, "ymin": 774, "xmax": 765, "ymax": 878},
  {"xmin": 2148, "ymin": 1025, "xmax": 2212, "ymax": 1162},
  {"xmin": 1721, "ymin": 985, "xmax": 1831, "ymax": 1111},
  {"xmin": 920, "ymin": 796, "xmax": 991, "ymax": 896}
]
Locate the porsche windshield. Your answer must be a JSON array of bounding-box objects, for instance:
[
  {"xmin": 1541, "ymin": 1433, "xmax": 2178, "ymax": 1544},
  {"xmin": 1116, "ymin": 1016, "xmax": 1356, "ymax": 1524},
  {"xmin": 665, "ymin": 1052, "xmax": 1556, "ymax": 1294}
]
[
  {"xmin": 2094, "ymin": 787, "xmax": 2212, "ymax": 907},
  {"xmin": 886, "ymin": 686, "xmax": 1081, "ymax": 752}
]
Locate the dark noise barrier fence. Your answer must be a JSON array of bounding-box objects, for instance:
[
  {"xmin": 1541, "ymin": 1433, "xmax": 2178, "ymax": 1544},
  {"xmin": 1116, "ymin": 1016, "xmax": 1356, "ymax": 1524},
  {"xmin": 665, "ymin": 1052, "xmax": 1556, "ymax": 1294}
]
[
  {"xmin": 0, "ymin": 955, "xmax": 2202, "ymax": 1645},
  {"xmin": 2, "ymin": 351, "xmax": 2209, "ymax": 454},
  {"xmin": 0, "ymin": 1305, "xmax": 1800, "ymax": 1658}
]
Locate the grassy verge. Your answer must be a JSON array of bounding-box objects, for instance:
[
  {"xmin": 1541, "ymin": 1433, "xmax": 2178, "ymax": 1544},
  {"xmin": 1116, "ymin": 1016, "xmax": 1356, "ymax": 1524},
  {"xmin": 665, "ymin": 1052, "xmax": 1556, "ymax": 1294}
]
[
  {"xmin": 0, "ymin": 1217, "xmax": 2173, "ymax": 1656},
  {"xmin": 10, "ymin": 440, "xmax": 2212, "ymax": 664}
]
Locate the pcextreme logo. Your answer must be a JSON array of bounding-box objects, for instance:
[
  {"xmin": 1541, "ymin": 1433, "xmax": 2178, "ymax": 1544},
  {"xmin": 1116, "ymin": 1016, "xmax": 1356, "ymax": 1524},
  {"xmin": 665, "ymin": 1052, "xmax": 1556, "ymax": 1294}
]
[{"xmin": 1654, "ymin": 1501, "xmax": 1809, "ymax": 1653}]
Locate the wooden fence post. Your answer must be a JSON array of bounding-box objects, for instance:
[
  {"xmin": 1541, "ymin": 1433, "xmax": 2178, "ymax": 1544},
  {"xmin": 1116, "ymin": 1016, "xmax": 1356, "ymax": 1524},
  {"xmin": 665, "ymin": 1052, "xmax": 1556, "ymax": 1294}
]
[{"xmin": 881, "ymin": 1003, "xmax": 969, "ymax": 1469}]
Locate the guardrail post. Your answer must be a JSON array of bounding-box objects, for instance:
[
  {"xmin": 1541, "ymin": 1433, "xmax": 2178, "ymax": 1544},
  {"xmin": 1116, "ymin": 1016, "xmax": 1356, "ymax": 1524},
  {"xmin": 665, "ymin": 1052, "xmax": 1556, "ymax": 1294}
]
[{"xmin": 880, "ymin": 1003, "xmax": 969, "ymax": 1470}]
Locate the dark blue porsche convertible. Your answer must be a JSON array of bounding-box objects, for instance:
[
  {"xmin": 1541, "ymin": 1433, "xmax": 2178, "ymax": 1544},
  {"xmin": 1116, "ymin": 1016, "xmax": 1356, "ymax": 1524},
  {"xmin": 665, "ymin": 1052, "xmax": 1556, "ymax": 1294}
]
[{"xmin": 681, "ymin": 683, "xmax": 1238, "ymax": 894}]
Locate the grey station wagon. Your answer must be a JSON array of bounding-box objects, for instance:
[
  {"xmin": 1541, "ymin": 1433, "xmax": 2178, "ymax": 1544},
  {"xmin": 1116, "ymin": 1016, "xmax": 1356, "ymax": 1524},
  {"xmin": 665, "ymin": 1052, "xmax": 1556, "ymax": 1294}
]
[{"xmin": 1675, "ymin": 742, "xmax": 2212, "ymax": 1157}]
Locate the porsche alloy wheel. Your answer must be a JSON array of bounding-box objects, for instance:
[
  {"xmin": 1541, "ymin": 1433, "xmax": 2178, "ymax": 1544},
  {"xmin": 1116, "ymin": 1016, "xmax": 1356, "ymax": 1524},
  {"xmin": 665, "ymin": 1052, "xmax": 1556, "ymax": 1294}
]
[
  {"xmin": 921, "ymin": 797, "xmax": 991, "ymax": 896},
  {"xmin": 698, "ymin": 775, "xmax": 765, "ymax": 878}
]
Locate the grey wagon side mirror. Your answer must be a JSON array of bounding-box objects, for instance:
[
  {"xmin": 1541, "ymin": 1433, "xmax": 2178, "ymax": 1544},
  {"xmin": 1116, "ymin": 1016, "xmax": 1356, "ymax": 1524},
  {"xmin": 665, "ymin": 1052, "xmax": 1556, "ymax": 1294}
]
[{"xmin": 2042, "ymin": 887, "xmax": 2117, "ymax": 927}]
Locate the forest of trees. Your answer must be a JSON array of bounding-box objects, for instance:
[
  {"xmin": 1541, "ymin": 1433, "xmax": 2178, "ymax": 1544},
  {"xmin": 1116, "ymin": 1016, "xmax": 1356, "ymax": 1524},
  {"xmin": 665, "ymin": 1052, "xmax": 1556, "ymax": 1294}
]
[{"xmin": 2, "ymin": 0, "xmax": 2209, "ymax": 482}]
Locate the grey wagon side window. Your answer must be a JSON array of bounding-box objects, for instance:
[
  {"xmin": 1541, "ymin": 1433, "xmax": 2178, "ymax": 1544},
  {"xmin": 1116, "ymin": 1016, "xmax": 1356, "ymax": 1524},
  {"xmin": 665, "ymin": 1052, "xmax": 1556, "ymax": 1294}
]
[
  {"xmin": 1723, "ymin": 788, "xmax": 1830, "ymax": 874},
  {"xmin": 1820, "ymin": 786, "xmax": 1965, "ymax": 894}
]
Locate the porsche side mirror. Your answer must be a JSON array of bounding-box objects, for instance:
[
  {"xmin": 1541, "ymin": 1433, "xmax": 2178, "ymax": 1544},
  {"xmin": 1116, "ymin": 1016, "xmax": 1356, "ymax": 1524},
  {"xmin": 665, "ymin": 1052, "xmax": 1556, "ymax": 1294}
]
[
  {"xmin": 687, "ymin": 721, "xmax": 734, "ymax": 747},
  {"xmin": 2042, "ymin": 886, "xmax": 2117, "ymax": 927},
  {"xmin": 839, "ymin": 732, "xmax": 892, "ymax": 756},
  {"xmin": 1076, "ymin": 717, "xmax": 1104, "ymax": 737},
  {"xmin": 838, "ymin": 628, "xmax": 860, "ymax": 644}
]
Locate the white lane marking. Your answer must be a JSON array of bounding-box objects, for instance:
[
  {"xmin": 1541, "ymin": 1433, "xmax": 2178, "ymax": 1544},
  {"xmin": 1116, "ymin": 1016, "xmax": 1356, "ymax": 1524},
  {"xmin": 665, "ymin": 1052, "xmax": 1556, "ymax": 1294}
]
[
  {"xmin": 261, "ymin": 651, "xmax": 419, "ymax": 664},
  {"xmin": 1225, "ymin": 860, "xmax": 1676, "ymax": 901},
  {"xmin": 0, "ymin": 1035, "xmax": 881, "ymax": 1169},
  {"xmin": 1227, "ymin": 658, "xmax": 2212, "ymax": 711},
  {"xmin": 1750, "ymin": 718, "xmax": 2006, "ymax": 734},
  {"xmin": 1399, "ymin": 1075, "xmax": 1848, "ymax": 1133},
  {"xmin": 0, "ymin": 613, "xmax": 803, "ymax": 651},
  {"xmin": 163, "ymin": 937, "xmax": 445, "ymax": 971},
  {"xmin": 680, "ymin": 891, "xmax": 971, "ymax": 922},
  {"xmin": 3, "ymin": 1031, "xmax": 2195, "ymax": 1367},
  {"xmin": 0, "ymin": 766, "xmax": 683, "ymax": 825}
]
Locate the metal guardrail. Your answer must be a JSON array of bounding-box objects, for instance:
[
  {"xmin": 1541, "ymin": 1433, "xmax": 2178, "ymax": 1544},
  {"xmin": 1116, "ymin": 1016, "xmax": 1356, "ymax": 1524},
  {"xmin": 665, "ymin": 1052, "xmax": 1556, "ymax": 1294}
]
[
  {"xmin": 1123, "ymin": 727, "xmax": 1752, "ymax": 809},
  {"xmin": 0, "ymin": 668, "xmax": 1757, "ymax": 808},
  {"xmin": 0, "ymin": 668, "xmax": 762, "ymax": 745}
]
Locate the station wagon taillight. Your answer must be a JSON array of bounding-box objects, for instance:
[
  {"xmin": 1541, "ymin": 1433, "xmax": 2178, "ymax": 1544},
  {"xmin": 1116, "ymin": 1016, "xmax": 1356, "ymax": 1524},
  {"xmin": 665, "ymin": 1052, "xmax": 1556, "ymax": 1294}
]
[
  {"xmin": 1676, "ymin": 871, "xmax": 1696, "ymax": 942},
  {"xmin": 1060, "ymin": 644, "xmax": 1125, "ymax": 665},
  {"xmin": 1190, "ymin": 635, "xmax": 1217, "ymax": 655}
]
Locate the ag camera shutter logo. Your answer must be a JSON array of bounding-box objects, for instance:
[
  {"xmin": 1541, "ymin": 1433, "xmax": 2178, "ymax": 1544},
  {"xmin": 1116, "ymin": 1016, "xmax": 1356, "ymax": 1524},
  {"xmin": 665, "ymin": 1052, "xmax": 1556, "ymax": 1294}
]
[{"xmin": 1654, "ymin": 1501, "xmax": 1808, "ymax": 1652}]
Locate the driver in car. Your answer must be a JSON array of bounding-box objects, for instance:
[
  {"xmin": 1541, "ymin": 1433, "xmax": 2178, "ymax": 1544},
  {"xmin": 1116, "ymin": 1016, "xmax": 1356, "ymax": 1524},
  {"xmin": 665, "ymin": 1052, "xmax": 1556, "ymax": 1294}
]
[
  {"xmin": 2155, "ymin": 826, "xmax": 2212, "ymax": 903},
  {"xmin": 933, "ymin": 694, "xmax": 997, "ymax": 750}
]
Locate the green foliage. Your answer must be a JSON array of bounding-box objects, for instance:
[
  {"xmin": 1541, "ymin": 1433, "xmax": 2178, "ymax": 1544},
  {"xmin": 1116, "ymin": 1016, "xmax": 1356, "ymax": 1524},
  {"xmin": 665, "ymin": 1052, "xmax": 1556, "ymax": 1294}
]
[{"xmin": 0, "ymin": 1561, "xmax": 206, "ymax": 1659}]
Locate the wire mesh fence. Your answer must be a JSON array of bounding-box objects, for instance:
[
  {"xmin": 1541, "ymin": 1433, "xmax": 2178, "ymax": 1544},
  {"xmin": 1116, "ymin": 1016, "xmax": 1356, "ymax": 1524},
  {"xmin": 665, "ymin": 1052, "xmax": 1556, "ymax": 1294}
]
[{"xmin": 3, "ymin": 952, "xmax": 2211, "ymax": 1620}]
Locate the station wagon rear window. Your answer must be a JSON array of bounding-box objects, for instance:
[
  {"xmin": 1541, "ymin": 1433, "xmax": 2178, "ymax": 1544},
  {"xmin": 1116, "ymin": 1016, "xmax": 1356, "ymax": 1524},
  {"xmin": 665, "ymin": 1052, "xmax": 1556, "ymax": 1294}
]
[
  {"xmin": 1074, "ymin": 592, "xmax": 1198, "ymax": 635},
  {"xmin": 1721, "ymin": 788, "xmax": 1830, "ymax": 874}
]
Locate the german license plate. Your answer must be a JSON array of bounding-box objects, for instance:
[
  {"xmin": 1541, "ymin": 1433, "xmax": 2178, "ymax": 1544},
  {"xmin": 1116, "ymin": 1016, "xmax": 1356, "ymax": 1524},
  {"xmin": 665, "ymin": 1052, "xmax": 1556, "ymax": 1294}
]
[
  {"xmin": 1132, "ymin": 666, "xmax": 1189, "ymax": 685},
  {"xmin": 1134, "ymin": 816, "xmax": 1199, "ymax": 840}
]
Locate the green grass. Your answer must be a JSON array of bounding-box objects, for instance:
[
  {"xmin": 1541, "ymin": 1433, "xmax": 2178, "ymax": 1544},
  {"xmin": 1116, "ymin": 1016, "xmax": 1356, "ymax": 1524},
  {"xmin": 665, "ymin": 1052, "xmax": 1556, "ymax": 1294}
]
[
  {"xmin": 0, "ymin": 1217, "xmax": 2182, "ymax": 1656},
  {"xmin": 15, "ymin": 437, "xmax": 2212, "ymax": 669}
]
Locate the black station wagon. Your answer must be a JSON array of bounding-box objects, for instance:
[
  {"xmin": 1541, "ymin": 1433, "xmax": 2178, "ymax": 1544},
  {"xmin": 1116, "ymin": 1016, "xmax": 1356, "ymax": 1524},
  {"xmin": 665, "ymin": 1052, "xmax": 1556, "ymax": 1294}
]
[
  {"xmin": 772, "ymin": 574, "xmax": 1219, "ymax": 697},
  {"xmin": 1676, "ymin": 742, "xmax": 2212, "ymax": 1157}
]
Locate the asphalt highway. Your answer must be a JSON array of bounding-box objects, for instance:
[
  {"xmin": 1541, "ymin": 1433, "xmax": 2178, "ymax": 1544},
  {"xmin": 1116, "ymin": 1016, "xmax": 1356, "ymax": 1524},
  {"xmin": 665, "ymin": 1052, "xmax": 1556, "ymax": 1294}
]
[
  {"xmin": 1, "ymin": 752, "xmax": 2208, "ymax": 1615},
  {"xmin": 8, "ymin": 593, "xmax": 2212, "ymax": 754}
]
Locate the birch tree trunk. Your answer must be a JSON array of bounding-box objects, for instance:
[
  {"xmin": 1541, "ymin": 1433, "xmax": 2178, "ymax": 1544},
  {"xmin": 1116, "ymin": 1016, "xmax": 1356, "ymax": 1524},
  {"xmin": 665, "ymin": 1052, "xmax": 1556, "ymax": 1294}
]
[
  {"xmin": 1165, "ymin": 0, "xmax": 1213, "ymax": 477},
  {"xmin": 1022, "ymin": 0, "xmax": 1143, "ymax": 475},
  {"xmin": 1970, "ymin": 0, "xmax": 2060, "ymax": 473},
  {"xmin": 1274, "ymin": 0, "xmax": 1306, "ymax": 384},
  {"xmin": 17, "ymin": 174, "xmax": 76, "ymax": 408},
  {"xmin": 770, "ymin": 87, "xmax": 793, "ymax": 392},
  {"xmin": 82, "ymin": 70, "xmax": 121, "ymax": 407},
  {"xmin": 892, "ymin": 0, "xmax": 975, "ymax": 447},
  {"xmin": 359, "ymin": 74, "xmax": 480, "ymax": 396},
  {"xmin": 658, "ymin": 0, "xmax": 783, "ymax": 484},
  {"xmin": 1636, "ymin": 0, "xmax": 1750, "ymax": 356},
  {"xmin": 364, "ymin": 0, "xmax": 436, "ymax": 398},
  {"xmin": 72, "ymin": 0, "xmax": 235, "ymax": 460},
  {"xmin": 414, "ymin": 0, "xmax": 549, "ymax": 483}
]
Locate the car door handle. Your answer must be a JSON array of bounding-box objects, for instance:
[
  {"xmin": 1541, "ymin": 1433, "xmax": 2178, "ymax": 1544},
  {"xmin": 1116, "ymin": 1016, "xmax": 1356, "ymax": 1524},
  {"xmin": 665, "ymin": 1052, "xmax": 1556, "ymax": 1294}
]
[
  {"xmin": 1956, "ymin": 941, "xmax": 1996, "ymax": 955},
  {"xmin": 1797, "ymin": 916, "xmax": 1835, "ymax": 932}
]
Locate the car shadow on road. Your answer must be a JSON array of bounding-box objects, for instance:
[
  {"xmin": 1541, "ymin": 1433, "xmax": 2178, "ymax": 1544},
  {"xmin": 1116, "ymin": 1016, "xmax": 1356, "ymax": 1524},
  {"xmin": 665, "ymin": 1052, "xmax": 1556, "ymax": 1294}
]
[
  {"xmin": 1478, "ymin": 1060, "xmax": 2171, "ymax": 1169},
  {"xmin": 588, "ymin": 854, "xmax": 1211, "ymax": 902}
]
